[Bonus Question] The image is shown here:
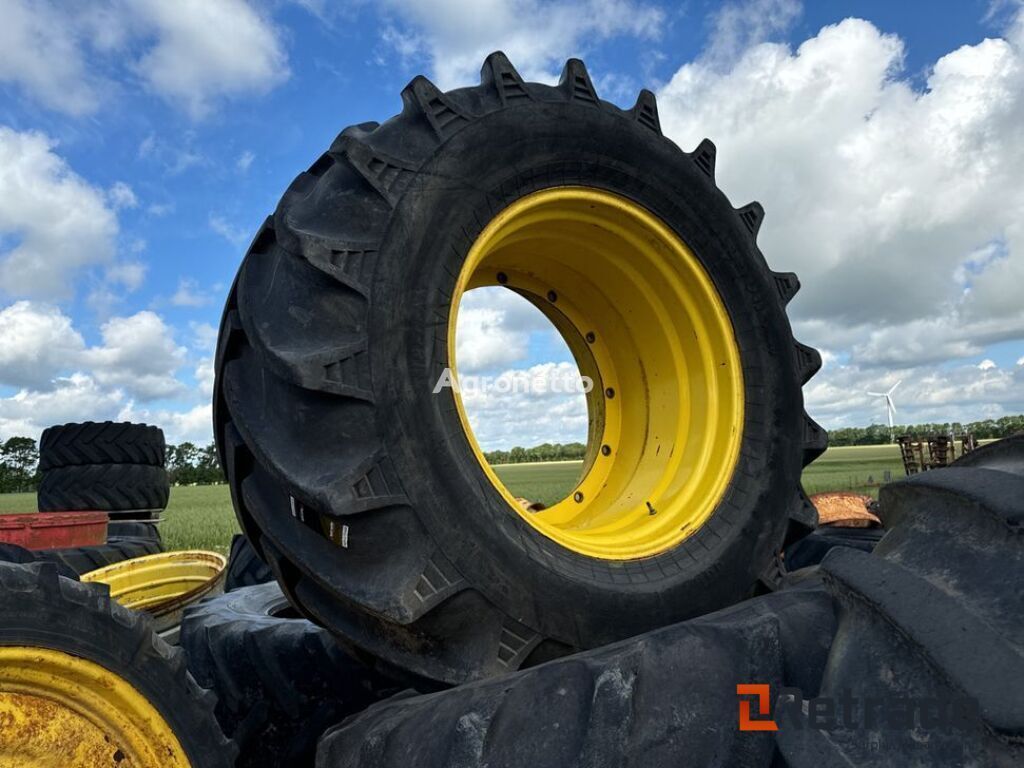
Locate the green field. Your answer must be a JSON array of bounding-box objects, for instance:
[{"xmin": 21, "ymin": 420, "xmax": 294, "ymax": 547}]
[
  {"xmin": 494, "ymin": 443, "xmax": 906, "ymax": 503},
  {"xmin": 0, "ymin": 485, "xmax": 240, "ymax": 555},
  {"xmin": 0, "ymin": 444, "xmax": 909, "ymax": 552}
]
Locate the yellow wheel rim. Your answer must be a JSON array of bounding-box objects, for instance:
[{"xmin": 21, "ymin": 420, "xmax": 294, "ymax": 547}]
[
  {"xmin": 449, "ymin": 187, "xmax": 744, "ymax": 560},
  {"xmin": 0, "ymin": 647, "xmax": 190, "ymax": 767}
]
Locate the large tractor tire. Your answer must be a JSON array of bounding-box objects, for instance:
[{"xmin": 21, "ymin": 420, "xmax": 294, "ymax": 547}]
[
  {"xmin": 316, "ymin": 578, "xmax": 836, "ymax": 768},
  {"xmin": 778, "ymin": 460, "xmax": 1024, "ymax": 765},
  {"xmin": 318, "ymin": 462, "xmax": 1024, "ymax": 768},
  {"xmin": 0, "ymin": 560, "xmax": 234, "ymax": 767},
  {"xmin": 39, "ymin": 421, "xmax": 166, "ymax": 471},
  {"xmin": 0, "ymin": 542, "xmax": 80, "ymax": 579},
  {"xmin": 180, "ymin": 582, "xmax": 398, "ymax": 767},
  {"xmin": 37, "ymin": 463, "xmax": 170, "ymax": 513},
  {"xmin": 951, "ymin": 433, "xmax": 1024, "ymax": 474},
  {"xmin": 216, "ymin": 52, "xmax": 825, "ymax": 685}
]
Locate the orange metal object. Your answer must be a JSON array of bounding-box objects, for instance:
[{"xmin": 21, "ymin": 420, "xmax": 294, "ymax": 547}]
[{"xmin": 0, "ymin": 511, "xmax": 108, "ymax": 549}]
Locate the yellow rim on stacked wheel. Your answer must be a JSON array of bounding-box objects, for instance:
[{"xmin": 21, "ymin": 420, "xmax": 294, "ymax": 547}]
[{"xmin": 0, "ymin": 647, "xmax": 189, "ymax": 767}]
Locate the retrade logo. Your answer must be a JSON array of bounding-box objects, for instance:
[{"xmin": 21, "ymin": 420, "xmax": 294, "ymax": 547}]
[
  {"xmin": 736, "ymin": 684, "xmax": 979, "ymax": 733},
  {"xmin": 737, "ymin": 684, "xmax": 778, "ymax": 731}
]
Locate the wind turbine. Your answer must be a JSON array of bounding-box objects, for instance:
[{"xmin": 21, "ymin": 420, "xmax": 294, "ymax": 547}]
[{"xmin": 867, "ymin": 380, "xmax": 902, "ymax": 443}]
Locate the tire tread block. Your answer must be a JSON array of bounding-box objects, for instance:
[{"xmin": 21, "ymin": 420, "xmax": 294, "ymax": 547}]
[
  {"xmin": 39, "ymin": 421, "xmax": 166, "ymax": 470},
  {"xmin": 316, "ymin": 586, "xmax": 836, "ymax": 768},
  {"xmin": 37, "ymin": 463, "xmax": 169, "ymax": 512},
  {"xmin": 181, "ymin": 582, "xmax": 397, "ymax": 767}
]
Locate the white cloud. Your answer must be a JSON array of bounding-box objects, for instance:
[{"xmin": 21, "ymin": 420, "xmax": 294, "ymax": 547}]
[
  {"xmin": 0, "ymin": 377, "xmax": 214, "ymax": 445},
  {"xmin": 190, "ymin": 321, "xmax": 219, "ymax": 351},
  {"xmin": 195, "ymin": 358, "xmax": 215, "ymax": 398},
  {"xmin": 81, "ymin": 311, "xmax": 188, "ymax": 400},
  {"xmin": 108, "ymin": 181, "xmax": 138, "ymax": 210},
  {"xmin": 378, "ymin": 0, "xmax": 665, "ymax": 89},
  {"xmin": 0, "ymin": 374, "xmax": 126, "ymax": 441},
  {"xmin": 459, "ymin": 362, "xmax": 589, "ymax": 450},
  {"xmin": 0, "ymin": 0, "xmax": 289, "ymax": 119},
  {"xmin": 147, "ymin": 202, "xmax": 174, "ymax": 217},
  {"xmin": 0, "ymin": 127, "xmax": 119, "ymax": 300},
  {"xmin": 0, "ymin": 302, "xmax": 86, "ymax": 389},
  {"xmin": 0, "ymin": 0, "xmax": 100, "ymax": 115},
  {"xmin": 117, "ymin": 402, "xmax": 212, "ymax": 445},
  {"xmin": 655, "ymin": 11, "xmax": 1024, "ymax": 424},
  {"xmin": 170, "ymin": 277, "xmax": 213, "ymax": 308},
  {"xmin": 659, "ymin": 16, "xmax": 1024, "ymax": 343},
  {"xmin": 105, "ymin": 261, "xmax": 147, "ymax": 291},
  {"xmin": 704, "ymin": 0, "xmax": 801, "ymax": 66},
  {"xmin": 804, "ymin": 355, "xmax": 1024, "ymax": 429},
  {"xmin": 0, "ymin": 306, "xmax": 185, "ymax": 404},
  {"xmin": 209, "ymin": 214, "xmax": 249, "ymax": 247},
  {"xmin": 455, "ymin": 287, "xmax": 557, "ymax": 373},
  {"xmin": 0, "ymin": 302, "xmax": 214, "ymax": 441},
  {"xmin": 236, "ymin": 150, "xmax": 255, "ymax": 172},
  {"xmin": 132, "ymin": 0, "xmax": 290, "ymax": 119}
]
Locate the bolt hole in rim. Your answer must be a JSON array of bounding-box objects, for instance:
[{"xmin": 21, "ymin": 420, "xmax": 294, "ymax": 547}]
[
  {"xmin": 0, "ymin": 647, "xmax": 190, "ymax": 767},
  {"xmin": 449, "ymin": 187, "xmax": 744, "ymax": 560}
]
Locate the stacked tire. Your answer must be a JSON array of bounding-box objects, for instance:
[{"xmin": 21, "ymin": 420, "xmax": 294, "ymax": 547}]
[
  {"xmin": 181, "ymin": 581, "xmax": 398, "ymax": 767},
  {"xmin": 315, "ymin": 442, "xmax": 1024, "ymax": 767},
  {"xmin": 34, "ymin": 421, "xmax": 168, "ymax": 574},
  {"xmin": 0, "ymin": 559, "xmax": 235, "ymax": 766},
  {"xmin": 38, "ymin": 421, "xmax": 169, "ymax": 517}
]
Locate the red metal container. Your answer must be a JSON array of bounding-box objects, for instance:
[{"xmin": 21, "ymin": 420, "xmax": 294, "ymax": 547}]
[{"xmin": 0, "ymin": 511, "xmax": 108, "ymax": 549}]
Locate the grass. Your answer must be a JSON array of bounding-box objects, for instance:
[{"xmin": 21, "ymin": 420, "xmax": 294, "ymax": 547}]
[
  {"xmin": 493, "ymin": 443, "xmax": 908, "ymax": 503},
  {"xmin": 0, "ymin": 486, "xmax": 240, "ymax": 556},
  {"xmin": 0, "ymin": 444, "xmax": 916, "ymax": 552}
]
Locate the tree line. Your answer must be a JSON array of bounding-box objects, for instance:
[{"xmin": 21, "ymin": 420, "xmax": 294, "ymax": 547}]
[
  {"xmin": 2, "ymin": 413, "xmax": 1023, "ymax": 492},
  {"xmin": 483, "ymin": 442, "xmax": 587, "ymax": 465},
  {"xmin": 827, "ymin": 414, "xmax": 1024, "ymax": 446},
  {"xmin": 483, "ymin": 414, "xmax": 1024, "ymax": 463},
  {"xmin": 0, "ymin": 438, "xmax": 225, "ymax": 494}
]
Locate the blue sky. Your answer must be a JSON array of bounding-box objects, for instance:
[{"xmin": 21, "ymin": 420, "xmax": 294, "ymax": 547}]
[{"xmin": 1, "ymin": 0, "xmax": 1023, "ymax": 449}]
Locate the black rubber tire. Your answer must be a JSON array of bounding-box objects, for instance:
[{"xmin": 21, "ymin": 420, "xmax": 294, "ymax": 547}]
[
  {"xmin": 0, "ymin": 542, "xmax": 80, "ymax": 579},
  {"xmin": 39, "ymin": 420, "xmax": 166, "ymax": 470},
  {"xmin": 216, "ymin": 52, "xmax": 825, "ymax": 686},
  {"xmin": 777, "ymin": 465, "xmax": 1024, "ymax": 766},
  {"xmin": 951, "ymin": 433, "xmax": 1024, "ymax": 474},
  {"xmin": 0, "ymin": 560, "xmax": 235, "ymax": 765},
  {"xmin": 224, "ymin": 534, "xmax": 274, "ymax": 592},
  {"xmin": 37, "ymin": 463, "xmax": 169, "ymax": 512},
  {"xmin": 318, "ymin": 463, "xmax": 1024, "ymax": 768},
  {"xmin": 315, "ymin": 578, "xmax": 836, "ymax": 768},
  {"xmin": 35, "ymin": 535, "xmax": 163, "ymax": 576},
  {"xmin": 107, "ymin": 520, "xmax": 163, "ymax": 544},
  {"xmin": 783, "ymin": 525, "xmax": 884, "ymax": 571},
  {"xmin": 180, "ymin": 582, "xmax": 399, "ymax": 767}
]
